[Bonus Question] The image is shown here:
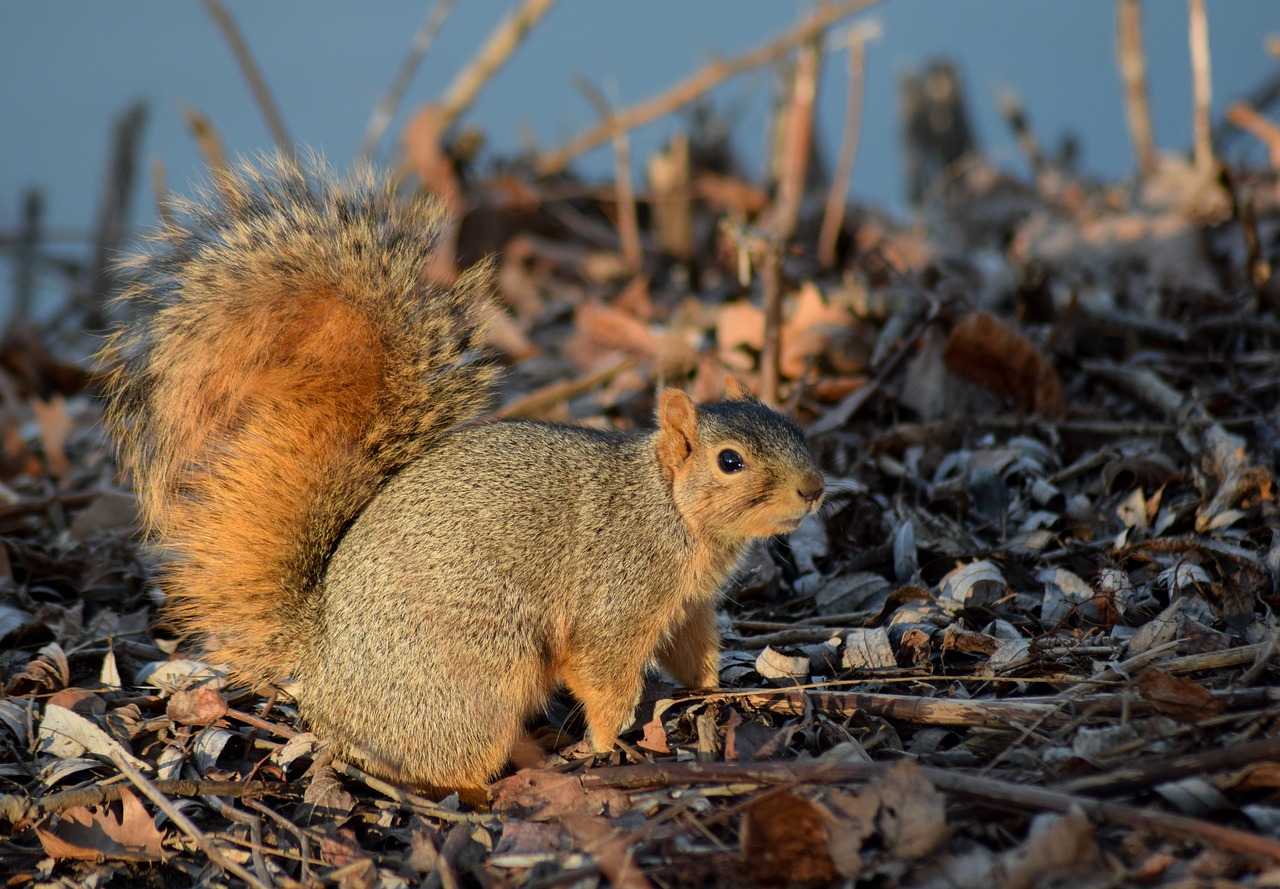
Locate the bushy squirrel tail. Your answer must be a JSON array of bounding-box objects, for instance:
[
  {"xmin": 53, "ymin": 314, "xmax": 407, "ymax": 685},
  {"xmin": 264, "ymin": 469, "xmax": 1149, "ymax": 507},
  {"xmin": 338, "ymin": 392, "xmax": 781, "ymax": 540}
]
[{"xmin": 101, "ymin": 156, "xmax": 496, "ymax": 681}]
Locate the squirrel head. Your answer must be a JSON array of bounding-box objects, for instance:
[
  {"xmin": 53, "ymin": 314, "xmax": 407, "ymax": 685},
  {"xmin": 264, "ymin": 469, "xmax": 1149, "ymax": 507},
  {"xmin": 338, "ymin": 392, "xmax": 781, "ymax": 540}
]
[{"xmin": 654, "ymin": 386, "xmax": 825, "ymax": 543}]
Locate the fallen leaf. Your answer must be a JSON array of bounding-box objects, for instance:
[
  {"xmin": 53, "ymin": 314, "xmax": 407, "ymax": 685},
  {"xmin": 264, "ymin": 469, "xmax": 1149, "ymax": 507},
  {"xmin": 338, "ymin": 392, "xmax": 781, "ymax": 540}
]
[
  {"xmin": 304, "ymin": 765, "xmax": 357, "ymax": 818},
  {"xmin": 319, "ymin": 827, "xmax": 365, "ymax": 869},
  {"xmin": 560, "ymin": 811, "xmax": 654, "ymax": 889},
  {"xmin": 490, "ymin": 769, "xmax": 628, "ymax": 820},
  {"xmin": 1137, "ymin": 668, "xmax": 1225, "ymax": 723},
  {"xmin": 998, "ymin": 811, "xmax": 1100, "ymax": 889},
  {"xmin": 716, "ymin": 301, "xmax": 765, "ymax": 371},
  {"xmin": 638, "ymin": 709, "xmax": 670, "ymax": 754},
  {"xmin": 741, "ymin": 790, "xmax": 837, "ymax": 883},
  {"xmin": 865, "ymin": 760, "xmax": 948, "ymax": 858},
  {"xmin": 780, "ymin": 281, "xmax": 856, "ymax": 378},
  {"xmin": 406, "ymin": 825, "xmax": 442, "ymax": 873},
  {"xmin": 6, "ymin": 642, "xmax": 70, "ymax": 696},
  {"xmin": 31, "ymin": 395, "xmax": 71, "ymax": 478},
  {"xmin": 943, "ymin": 311, "xmax": 1065, "ymax": 419},
  {"xmin": 490, "ymin": 819, "xmax": 565, "ymax": 868},
  {"xmin": 938, "ymin": 560, "xmax": 1008, "ymax": 608},
  {"xmin": 166, "ymin": 687, "xmax": 227, "ymax": 726},
  {"xmin": 843, "ymin": 627, "xmax": 896, "ymax": 670},
  {"xmin": 36, "ymin": 787, "xmax": 169, "ymax": 862},
  {"xmin": 755, "ymin": 645, "xmax": 810, "ymax": 681},
  {"xmin": 37, "ymin": 702, "xmax": 147, "ymax": 769}
]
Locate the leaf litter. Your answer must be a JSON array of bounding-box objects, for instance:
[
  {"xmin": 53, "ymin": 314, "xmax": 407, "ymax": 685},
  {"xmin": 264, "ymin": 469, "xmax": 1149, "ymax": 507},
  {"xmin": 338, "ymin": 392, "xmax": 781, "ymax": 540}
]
[{"xmin": 5, "ymin": 6, "xmax": 1280, "ymax": 888}]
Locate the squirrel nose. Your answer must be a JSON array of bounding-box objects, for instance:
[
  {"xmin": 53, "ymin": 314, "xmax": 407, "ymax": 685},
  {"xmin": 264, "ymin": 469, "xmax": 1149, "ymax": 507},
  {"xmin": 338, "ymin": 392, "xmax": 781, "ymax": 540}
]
[{"xmin": 798, "ymin": 481, "xmax": 825, "ymax": 507}]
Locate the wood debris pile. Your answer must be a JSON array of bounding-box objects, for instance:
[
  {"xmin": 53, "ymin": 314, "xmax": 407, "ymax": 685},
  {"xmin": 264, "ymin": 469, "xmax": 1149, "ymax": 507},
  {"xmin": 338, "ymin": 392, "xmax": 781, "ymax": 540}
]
[{"xmin": 5, "ymin": 4, "xmax": 1280, "ymax": 886}]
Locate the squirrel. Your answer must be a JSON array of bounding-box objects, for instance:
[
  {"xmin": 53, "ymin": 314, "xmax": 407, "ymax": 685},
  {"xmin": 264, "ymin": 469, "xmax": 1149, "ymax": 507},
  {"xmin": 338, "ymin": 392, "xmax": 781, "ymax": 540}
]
[{"xmin": 101, "ymin": 156, "xmax": 826, "ymax": 799}]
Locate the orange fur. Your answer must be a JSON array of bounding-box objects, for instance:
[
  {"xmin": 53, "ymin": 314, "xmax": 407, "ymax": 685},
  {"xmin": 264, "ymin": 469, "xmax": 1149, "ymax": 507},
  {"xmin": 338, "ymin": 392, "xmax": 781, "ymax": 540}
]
[{"xmin": 100, "ymin": 157, "xmax": 496, "ymax": 682}]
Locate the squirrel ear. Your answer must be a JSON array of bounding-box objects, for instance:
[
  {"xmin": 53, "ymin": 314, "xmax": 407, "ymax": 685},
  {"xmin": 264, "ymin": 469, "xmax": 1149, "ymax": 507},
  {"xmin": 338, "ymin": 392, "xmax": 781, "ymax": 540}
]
[
  {"xmin": 655, "ymin": 389, "xmax": 700, "ymax": 474},
  {"xmin": 724, "ymin": 376, "xmax": 754, "ymax": 402}
]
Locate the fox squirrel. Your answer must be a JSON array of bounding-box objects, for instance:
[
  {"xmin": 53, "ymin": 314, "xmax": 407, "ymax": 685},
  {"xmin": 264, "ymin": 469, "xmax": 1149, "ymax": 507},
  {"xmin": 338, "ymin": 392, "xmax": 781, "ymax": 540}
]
[{"xmin": 102, "ymin": 157, "xmax": 825, "ymax": 799}]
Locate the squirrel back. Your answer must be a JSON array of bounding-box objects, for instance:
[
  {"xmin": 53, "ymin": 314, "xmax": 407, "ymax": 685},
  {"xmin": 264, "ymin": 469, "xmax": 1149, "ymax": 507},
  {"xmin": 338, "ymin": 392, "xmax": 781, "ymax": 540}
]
[
  {"xmin": 104, "ymin": 156, "xmax": 825, "ymax": 797},
  {"xmin": 103, "ymin": 157, "xmax": 496, "ymax": 680}
]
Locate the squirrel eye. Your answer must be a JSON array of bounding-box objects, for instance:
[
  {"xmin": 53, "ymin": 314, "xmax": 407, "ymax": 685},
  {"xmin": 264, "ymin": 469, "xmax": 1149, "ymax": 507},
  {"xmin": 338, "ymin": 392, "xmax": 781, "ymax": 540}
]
[{"xmin": 717, "ymin": 449, "xmax": 745, "ymax": 473}]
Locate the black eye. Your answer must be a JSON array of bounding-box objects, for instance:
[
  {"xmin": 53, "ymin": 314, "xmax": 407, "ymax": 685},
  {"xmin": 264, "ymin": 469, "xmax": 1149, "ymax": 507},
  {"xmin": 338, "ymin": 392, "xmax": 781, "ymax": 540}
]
[{"xmin": 717, "ymin": 449, "xmax": 745, "ymax": 473}]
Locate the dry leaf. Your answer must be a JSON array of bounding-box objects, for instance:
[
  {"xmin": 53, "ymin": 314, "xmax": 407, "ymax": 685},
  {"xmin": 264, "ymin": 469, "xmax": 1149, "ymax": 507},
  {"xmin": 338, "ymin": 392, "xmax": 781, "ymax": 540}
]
[
  {"xmin": 715, "ymin": 284, "xmax": 855, "ymax": 380},
  {"xmin": 716, "ymin": 301, "xmax": 765, "ymax": 371},
  {"xmin": 560, "ymin": 811, "xmax": 654, "ymax": 889},
  {"xmin": 938, "ymin": 560, "xmax": 1008, "ymax": 608},
  {"xmin": 37, "ymin": 701, "xmax": 147, "ymax": 768},
  {"xmin": 842, "ymin": 627, "xmax": 895, "ymax": 671},
  {"xmin": 490, "ymin": 769, "xmax": 628, "ymax": 820},
  {"xmin": 565, "ymin": 298, "xmax": 661, "ymax": 368},
  {"xmin": 638, "ymin": 709, "xmax": 670, "ymax": 754},
  {"xmin": 998, "ymin": 811, "xmax": 1100, "ymax": 889},
  {"xmin": 1137, "ymin": 668, "xmax": 1225, "ymax": 723},
  {"xmin": 406, "ymin": 825, "xmax": 442, "ymax": 873},
  {"xmin": 36, "ymin": 787, "xmax": 168, "ymax": 862},
  {"xmin": 32, "ymin": 395, "xmax": 71, "ymax": 478},
  {"xmin": 816, "ymin": 761, "xmax": 948, "ymax": 875},
  {"xmin": 490, "ymin": 819, "xmax": 564, "ymax": 868},
  {"xmin": 780, "ymin": 281, "xmax": 855, "ymax": 378},
  {"xmin": 7, "ymin": 642, "xmax": 69, "ymax": 696},
  {"xmin": 868, "ymin": 760, "xmax": 948, "ymax": 859},
  {"xmin": 943, "ymin": 312, "xmax": 1065, "ymax": 419},
  {"xmin": 67, "ymin": 490, "xmax": 139, "ymax": 541},
  {"xmin": 755, "ymin": 645, "xmax": 810, "ymax": 681},
  {"xmin": 741, "ymin": 790, "xmax": 838, "ymax": 883},
  {"xmin": 403, "ymin": 104, "xmax": 460, "ymax": 212},
  {"xmin": 319, "ymin": 827, "xmax": 365, "ymax": 868},
  {"xmin": 304, "ymin": 765, "xmax": 357, "ymax": 818},
  {"xmin": 166, "ymin": 687, "xmax": 227, "ymax": 726}
]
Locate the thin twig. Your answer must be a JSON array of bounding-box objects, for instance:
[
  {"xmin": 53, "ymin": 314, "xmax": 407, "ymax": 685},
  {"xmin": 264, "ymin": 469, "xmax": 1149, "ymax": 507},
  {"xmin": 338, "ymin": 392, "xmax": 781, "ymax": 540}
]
[
  {"xmin": 695, "ymin": 686, "xmax": 1279, "ymax": 727},
  {"xmin": 0, "ymin": 779, "xmax": 284, "ymax": 825},
  {"xmin": 806, "ymin": 307, "xmax": 933, "ymax": 437},
  {"xmin": 759, "ymin": 241, "xmax": 784, "ymax": 408},
  {"xmin": 225, "ymin": 707, "xmax": 301, "ymax": 740},
  {"xmin": 10, "ymin": 189, "xmax": 41, "ymax": 327},
  {"xmin": 574, "ymin": 77, "xmax": 642, "ymax": 275},
  {"xmin": 245, "ymin": 799, "xmax": 314, "ymax": 883},
  {"xmin": 818, "ymin": 22, "xmax": 874, "ymax": 267},
  {"xmin": 151, "ymin": 159, "xmax": 175, "ymax": 227},
  {"xmin": 202, "ymin": 0, "xmax": 295, "ymax": 161},
  {"xmin": 1220, "ymin": 165, "xmax": 1273, "ymax": 300},
  {"xmin": 330, "ymin": 760, "xmax": 497, "ymax": 824},
  {"xmin": 718, "ymin": 222, "xmax": 784, "ymax": 406},
  {"xmin": 85, "ymin": 102, "xmax": 147, "ymax": 326},
  {"xmin": 110, "ymin": 750, "xmax": 271, "ymax": 889},
  {"xmin": 212, "ymin": 800, "xmax": 274, "ymax": 888},
  {"xmin": 1056, "ymin": 735, "xmax": 1280, "ymax": 796},
  {"xmin": 770, "ymin": 31, "xmax": 822, "ymax": 244},
  {"xmin": 437, "ymin": 0, "xmax": 559, "ymax": 132},
  {"xmin": 181, "ymin": 106, "xmax": 239, "ymax": 211},
  {"xmin": 1226, "ymin": 102, "xmax": 1280, "ymax": 170},
  {"xmin": 580, "ymin": 760, "xmax": 1280, "ymax": 864},
  {"xmin": 536, "ymin": 0, "xmax": 879, "ymax": 176},
  {"xmin": 647, "ymin": 134, "xmax": 693, "ymax": 261},
  {"xmin": 496, "ymin": 356, "xmax": 637, "ymax": 419},
  {"xmin": 1116, "ymin": 0, "xmax": 1156, "ymax": 178},
  {"xmin": 1187, "ymin": 0, "xmax": 1214, "ymax": 171},
  {"xmin": 997, "ymin": 89, "xmax": 1043, "ymax": 175},
  {"xmin": 358, "ymin": 0, "xmax": 456, "ymax": 163}
]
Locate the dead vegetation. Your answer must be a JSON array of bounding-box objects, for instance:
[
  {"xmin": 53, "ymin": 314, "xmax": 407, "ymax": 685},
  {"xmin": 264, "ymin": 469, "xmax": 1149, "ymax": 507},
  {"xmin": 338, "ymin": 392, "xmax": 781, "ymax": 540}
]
[{"xmin": 4, "ymin": 3, "xmax": 1280, "ymax": 886}]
